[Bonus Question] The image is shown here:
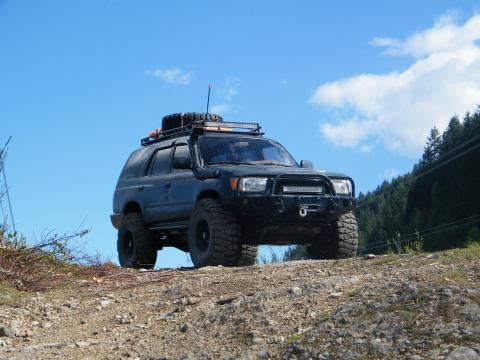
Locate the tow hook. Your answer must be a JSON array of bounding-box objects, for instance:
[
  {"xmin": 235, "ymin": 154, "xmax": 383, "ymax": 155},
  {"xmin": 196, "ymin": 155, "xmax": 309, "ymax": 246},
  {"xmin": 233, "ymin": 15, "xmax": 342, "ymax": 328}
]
[{"xmin": 299, "ymin": 206, "xmax": 308, "ymax": 218}]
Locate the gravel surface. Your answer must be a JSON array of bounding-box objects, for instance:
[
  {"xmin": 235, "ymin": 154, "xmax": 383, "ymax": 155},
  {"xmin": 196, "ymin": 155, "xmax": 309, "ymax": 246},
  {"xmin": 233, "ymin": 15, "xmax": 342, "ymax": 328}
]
[{"xmin": 0, "ymin": 251, "xmax": 478, "ymax": 359}]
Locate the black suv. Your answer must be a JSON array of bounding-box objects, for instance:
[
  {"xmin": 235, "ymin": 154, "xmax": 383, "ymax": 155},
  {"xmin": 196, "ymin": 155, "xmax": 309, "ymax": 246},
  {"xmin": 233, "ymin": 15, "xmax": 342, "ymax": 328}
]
[{"xmin": 111, "ymin": 112, "xmax": 358, "ymax": 268}]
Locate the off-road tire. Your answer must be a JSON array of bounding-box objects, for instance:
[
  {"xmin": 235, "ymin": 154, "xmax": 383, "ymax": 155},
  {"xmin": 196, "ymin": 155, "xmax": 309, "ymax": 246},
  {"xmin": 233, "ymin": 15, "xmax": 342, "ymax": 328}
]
[
  {"xmin": 188, "ymin": 199, "xmax": 240, "ymax": 268},
  {"xmin": 236, "ymin": 245, "xmax": 258, "ymax": 266},
  {"xmin": 117, "ymin": 213, "xmax": 157, "ymax": 269},
  {"xmin": 307, "ymin": 211, "xmax": 358, "ymax": 259},
  {"xmin": 162, "ymin": 112, "xmax": 223, "ymax": 131}
]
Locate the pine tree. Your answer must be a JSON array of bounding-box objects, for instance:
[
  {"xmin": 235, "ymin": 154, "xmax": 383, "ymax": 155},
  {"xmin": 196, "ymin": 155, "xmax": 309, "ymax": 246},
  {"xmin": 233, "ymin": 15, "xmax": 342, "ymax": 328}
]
[
  {"xmin": 440, "ymin": 116, "xmax": 463, "ymax": 155},
  {"xmin": 421, "ymin": 126, "xmax": 441, "ymax": 165}
]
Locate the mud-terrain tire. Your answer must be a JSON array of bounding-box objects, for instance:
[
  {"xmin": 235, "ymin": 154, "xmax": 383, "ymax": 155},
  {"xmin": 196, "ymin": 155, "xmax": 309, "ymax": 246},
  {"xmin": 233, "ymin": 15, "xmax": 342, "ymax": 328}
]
[
  {"xmin": 307, "ymin": 211, "xmax": 358, "ymax": 259},
  {"xmin": 162, "ymin": 112, "xmax": 223, "ymax": 131},
  {"xmin": 117, "ymin": 213, "xmax": 157, "ymax": 269},
  {"xmin": 188, "ymin": 199, "xmax": 240, "ymax": 268},
  {"xmin": 236, "ymin": 245, "xmax": 258, "ymax": 266}
]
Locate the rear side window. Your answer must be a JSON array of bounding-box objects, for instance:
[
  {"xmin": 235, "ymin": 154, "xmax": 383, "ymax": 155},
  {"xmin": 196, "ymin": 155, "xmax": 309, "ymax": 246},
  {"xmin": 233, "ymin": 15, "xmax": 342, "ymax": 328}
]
[
  {"xmin": 120, "ymin": 149, "xmax": 148, "ymax": 179},
  {"xmin": 150, "ymin": 147, "xmax": 172, "ymax": 175}
]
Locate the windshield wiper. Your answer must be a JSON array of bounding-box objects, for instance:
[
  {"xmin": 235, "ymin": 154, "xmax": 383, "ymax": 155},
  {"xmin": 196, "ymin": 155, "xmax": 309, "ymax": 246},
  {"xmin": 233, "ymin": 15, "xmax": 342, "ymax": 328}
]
[
  {"xmin": 204, "ymin": 161, "xmax": 257, "ymax": 166},
  {"xmin": 252, "ymin": 161, "xmax": 292, "ymax": 167}
]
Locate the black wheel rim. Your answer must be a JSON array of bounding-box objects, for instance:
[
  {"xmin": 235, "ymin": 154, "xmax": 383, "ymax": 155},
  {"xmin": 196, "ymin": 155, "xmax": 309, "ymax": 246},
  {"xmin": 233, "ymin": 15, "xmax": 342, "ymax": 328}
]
[
  {"xmin": 123, "ymin": 231, "xmax": 135, "ymax": 259},
  {"xmin": 196, "ymin": 219, "xmax": 210, "ymax": 252}
]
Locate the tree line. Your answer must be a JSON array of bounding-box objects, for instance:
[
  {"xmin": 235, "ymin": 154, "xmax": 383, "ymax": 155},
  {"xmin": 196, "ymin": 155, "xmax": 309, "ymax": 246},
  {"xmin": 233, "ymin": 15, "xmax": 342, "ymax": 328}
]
[{"xmin": 285, "ymin": 107, "xmax": 480, "ymax": 260}]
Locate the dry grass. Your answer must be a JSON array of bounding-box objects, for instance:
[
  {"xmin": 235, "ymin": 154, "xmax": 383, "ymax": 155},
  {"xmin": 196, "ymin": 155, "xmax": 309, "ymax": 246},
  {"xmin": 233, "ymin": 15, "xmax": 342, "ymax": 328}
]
[
  {"xmin": 0, "ymin": 282, "xmax": 24, "ymax": 305},
  {"xmin": 0, "ymin": 229, "xmax": 117, "ymax": 292},
  {"xmin": 445, "ymin": 241, "xmax": 480, "ymax": 260},
  {"xmin": 443, "ymin": 270, "xmax": 470, "ymax": 286},
  {"xmin": 0, "ymin": 229, "xmax": 178, "ymax": 296},
  {"xmin": 346, "ymin": 287, "xmax": 362, "ymax": 298},
  {"xmin": 0, "ymin": 245, "xmax": 117, "ymax": 292}
]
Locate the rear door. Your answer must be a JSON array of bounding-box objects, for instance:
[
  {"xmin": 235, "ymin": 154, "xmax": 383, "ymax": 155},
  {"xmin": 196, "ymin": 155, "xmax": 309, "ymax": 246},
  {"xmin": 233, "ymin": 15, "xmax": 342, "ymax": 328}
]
[{"xmin": 141, "ymin": 145, "xmax": 173, "ymax": 224}]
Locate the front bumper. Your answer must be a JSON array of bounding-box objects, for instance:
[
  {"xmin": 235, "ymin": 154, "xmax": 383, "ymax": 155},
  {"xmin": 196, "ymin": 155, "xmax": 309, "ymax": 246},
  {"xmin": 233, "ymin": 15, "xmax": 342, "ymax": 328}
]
[
  {"xmin": 228, "ymin": 173, "xmax": 355, "ymax": 223},
  {"xmin": 230, "ymin": 194, "xmax": 355, "ymax": 222},
  {"xmin": 110, "ymin": 213, "xmax": 123, "ymax": 230},
  {"xmin": 228, "ymin": 194, "xmax": 356, "ymax": 245}
]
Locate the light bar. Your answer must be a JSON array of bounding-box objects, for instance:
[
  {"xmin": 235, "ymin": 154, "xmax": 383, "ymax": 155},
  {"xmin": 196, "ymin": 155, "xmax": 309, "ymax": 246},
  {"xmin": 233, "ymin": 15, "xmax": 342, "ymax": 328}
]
[
  {"xmin": 141, "ymin": 120, "xmax": 262, "ymax": 146},
  {"xmin": 282, "ymin": 185, "xmax": 323, "ymax": 194},
  {"xmin": 204, "ymin": 121, "xmax": 260, "ymax": 130}
]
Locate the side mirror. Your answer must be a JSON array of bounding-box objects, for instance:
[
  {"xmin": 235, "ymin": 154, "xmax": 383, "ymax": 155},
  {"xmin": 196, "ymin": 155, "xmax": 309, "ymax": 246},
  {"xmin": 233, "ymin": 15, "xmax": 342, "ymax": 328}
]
[
  {"xmin": 300, "ymin": 160, "xmax": 313, "ymax": 169},
  {"xmin": 173, "ymin": 155, "xmax": 192, "ymax": 170}
]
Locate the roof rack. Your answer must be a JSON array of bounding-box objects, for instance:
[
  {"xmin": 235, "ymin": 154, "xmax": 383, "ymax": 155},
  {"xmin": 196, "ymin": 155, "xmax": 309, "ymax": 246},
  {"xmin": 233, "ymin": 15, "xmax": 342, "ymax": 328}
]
[{"xmin": 141, "ymin": 120, "xmax": 262, "ymax": 146}]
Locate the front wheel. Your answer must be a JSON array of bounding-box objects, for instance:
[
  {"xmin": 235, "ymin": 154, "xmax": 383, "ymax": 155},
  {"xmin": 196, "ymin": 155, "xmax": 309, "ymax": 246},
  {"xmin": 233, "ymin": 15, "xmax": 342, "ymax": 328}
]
[
  {"xmin": 188, "ymin": 199, "xmax": 240, "ymax": 268},
  {"xmin": 117, "ymin": 213, "xmax": 157, "ymax": 269},
  {"xmin": 307, "ymin": 211, "xmax": 358, "ymax": 259},
  {"xmin": 236, "ymin": 245, "xmax": 258, "ymax": 266}
]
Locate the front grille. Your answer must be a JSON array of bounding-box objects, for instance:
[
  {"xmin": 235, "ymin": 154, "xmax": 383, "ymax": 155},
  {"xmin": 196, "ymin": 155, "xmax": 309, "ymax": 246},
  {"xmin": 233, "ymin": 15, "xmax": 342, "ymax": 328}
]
[
  {"xmin": 274, "ymin": 176, "xmax": 332, "ymax": 195},
  {"xmin": 282, "ymin": 185, "xmax": 323, "ymax": 194}
]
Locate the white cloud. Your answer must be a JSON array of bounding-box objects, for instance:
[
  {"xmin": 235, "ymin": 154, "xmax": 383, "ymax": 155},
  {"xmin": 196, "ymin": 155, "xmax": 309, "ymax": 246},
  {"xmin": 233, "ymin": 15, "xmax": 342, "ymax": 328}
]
[
  {"xmin": 310, "ymin": 14, "xmax": 480, "ymax": 156},
  {"xmin": 146, "ymin": 67, "xmax": 193, "ymax": 86},
  {"xmin": 320, "ymin": 118, "xmax": 375, "ymax": 147},
  {"xmin": 210, "ymin": 103, "xmax": 232, "ymax": 114},
  {"xmin": 210, "ymin": 76, "xmax": 240, "ymax": 115},
  {"xmin": 371, "ymin": 13, "xmax": 480, "ymax": 58},
  {"xmin": 380, "ymin": 168, "xmax": 399, "ymax": 180}
]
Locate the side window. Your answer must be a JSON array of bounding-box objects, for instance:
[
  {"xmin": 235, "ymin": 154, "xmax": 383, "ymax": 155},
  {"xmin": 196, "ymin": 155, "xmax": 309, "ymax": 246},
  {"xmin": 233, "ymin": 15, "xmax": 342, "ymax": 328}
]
[
  {"xmin": 149, "ymin": 147, "xmax": 172, "ymax": 175},
  {"xmin": 121, "ymin": 149, "xmax": 148, "ymax": 179},
  {"xmin": 172, "ymin": 144, "xmax": 191, "ymax": 172}
]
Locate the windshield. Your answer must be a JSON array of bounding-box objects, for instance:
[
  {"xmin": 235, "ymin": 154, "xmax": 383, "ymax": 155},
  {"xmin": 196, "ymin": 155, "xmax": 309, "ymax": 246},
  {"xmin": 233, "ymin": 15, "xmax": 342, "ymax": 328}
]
[{"xmin": 199, "ymin": 137, "xmax": 298, "ymax": 167}]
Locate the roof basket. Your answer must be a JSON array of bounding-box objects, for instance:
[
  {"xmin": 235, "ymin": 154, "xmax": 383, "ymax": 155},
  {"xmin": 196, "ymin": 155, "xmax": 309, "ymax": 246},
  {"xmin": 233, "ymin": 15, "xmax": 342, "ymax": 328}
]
[{"xmin": 141, "ymin": 120, "xmax": 262, "ymax": 146}]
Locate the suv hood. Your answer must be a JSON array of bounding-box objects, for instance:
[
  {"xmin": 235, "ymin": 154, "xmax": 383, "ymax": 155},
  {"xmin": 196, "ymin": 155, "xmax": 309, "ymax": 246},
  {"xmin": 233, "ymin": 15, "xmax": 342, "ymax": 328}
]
[{"xmin": 205, "ymin": 164, "xmax": 349, "ymax": 179}]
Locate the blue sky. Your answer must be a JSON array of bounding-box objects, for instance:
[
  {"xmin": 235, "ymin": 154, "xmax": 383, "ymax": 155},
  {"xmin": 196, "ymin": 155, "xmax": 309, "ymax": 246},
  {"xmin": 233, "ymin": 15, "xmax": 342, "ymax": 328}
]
[{"xmin": 1, "ymin": 1, "xmax": 480, "ymax": 266}]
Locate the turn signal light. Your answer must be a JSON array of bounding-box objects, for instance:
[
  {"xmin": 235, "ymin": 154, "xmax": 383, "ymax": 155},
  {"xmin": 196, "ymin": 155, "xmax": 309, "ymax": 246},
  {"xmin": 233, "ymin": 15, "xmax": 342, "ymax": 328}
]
[{"xmin": 230, "ymin": 177, "xmax": 239, "ymax": 190}]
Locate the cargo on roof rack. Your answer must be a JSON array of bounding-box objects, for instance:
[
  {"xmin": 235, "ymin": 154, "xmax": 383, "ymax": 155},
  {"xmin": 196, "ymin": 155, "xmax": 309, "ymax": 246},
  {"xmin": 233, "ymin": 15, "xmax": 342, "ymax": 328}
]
[
  {"xmin": 162, "ymin": 112, "xmax": 223, "ymax": 132},
  {"xmin": 141, "ymin": 119, "xmax": 262, "ymax": 146}
]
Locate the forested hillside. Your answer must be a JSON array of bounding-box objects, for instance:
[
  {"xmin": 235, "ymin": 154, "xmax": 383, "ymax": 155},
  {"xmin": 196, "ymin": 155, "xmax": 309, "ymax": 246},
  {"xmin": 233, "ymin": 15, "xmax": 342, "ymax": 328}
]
[{"xmin": 285, "ymin": 107, "xmax": 480, "ymax": 260}]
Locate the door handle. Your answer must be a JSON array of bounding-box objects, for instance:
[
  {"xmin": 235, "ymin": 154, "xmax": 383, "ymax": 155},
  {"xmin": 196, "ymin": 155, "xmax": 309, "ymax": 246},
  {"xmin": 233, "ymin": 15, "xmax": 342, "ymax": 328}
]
[
  {"xmin": 138, "ymin": 185, "xmax": 144, "ymax": 191},
  {"xmin": 165, "ymin": 182, "xmax": 171, "ymax": 188}
]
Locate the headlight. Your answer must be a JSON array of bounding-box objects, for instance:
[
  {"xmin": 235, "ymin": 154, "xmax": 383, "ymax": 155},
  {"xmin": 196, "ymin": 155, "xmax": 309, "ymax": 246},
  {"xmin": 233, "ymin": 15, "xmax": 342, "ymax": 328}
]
[
  {"xmin": 332, "ymin": 179, "xmax": 352, "ymax": 195},
  {"xmin": 238, "ymin": 177, "xmax": 268, "ymax": 193}
]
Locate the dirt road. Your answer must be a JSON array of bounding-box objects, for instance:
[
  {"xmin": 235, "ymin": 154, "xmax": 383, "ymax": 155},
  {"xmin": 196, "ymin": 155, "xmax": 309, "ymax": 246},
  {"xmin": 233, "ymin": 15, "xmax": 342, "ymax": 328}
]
[{"xmin": 0, "ymin": 249, "xmax": 479, "ymax": 359}]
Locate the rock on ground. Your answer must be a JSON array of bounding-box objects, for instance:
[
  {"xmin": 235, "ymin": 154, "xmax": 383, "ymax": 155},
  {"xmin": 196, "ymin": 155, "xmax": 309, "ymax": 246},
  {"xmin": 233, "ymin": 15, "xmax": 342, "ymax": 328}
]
[{"xmin": 445, "ymin": 347, "xmax": 480, "ymax": 360}]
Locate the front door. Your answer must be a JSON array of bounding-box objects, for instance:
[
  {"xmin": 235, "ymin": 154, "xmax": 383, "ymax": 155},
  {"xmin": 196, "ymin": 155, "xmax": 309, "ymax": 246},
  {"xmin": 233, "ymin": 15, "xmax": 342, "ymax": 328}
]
[{"xmin": 166, "ymin": 143, "xmax": 196, "ymax": 220}]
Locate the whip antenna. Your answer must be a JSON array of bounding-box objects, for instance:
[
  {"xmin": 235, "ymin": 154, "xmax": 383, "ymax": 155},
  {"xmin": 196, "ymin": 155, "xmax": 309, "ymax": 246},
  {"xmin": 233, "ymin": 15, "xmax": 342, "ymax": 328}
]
[{"xmin": 206, "ymin": 83, "xmax": 211, "ymax": 116}]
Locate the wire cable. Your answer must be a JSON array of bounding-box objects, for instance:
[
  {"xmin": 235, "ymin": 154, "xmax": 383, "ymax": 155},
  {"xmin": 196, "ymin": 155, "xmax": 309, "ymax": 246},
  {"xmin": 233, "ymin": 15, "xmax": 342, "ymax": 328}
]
[
  {"xmin": 362, "ymin": 214, "xmax": 480, "ymax": 251},
  {"xmin": 361, "ymin": 214, "xmax": 480, "ymax": 253}
]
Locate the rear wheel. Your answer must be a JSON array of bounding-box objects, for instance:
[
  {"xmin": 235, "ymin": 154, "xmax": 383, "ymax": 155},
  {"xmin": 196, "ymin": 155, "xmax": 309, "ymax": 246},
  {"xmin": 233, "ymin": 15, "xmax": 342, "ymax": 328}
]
[
  {"xmin": 117, "ymin": 213, "xmax": 157, "ymax": 269},
  {"xmin": 188, "ymin": 199, "xmax": 240, "ymax": 268},
  {"xmin": 307, "ymin": 212, "xmax": 358, "ymax": 259}
]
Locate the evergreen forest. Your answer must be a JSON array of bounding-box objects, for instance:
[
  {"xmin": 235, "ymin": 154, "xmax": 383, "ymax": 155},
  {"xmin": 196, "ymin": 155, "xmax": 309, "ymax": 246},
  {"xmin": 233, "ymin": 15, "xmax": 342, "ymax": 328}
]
[{"xmin": 284, "ymin": 107, "xmax": 480, "ymax": 260}]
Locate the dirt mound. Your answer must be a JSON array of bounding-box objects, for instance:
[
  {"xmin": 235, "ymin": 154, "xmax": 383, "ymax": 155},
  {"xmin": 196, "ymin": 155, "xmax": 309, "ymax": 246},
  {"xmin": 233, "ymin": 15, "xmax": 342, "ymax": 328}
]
[{"xmin": 0, "ymin": 247, "xmax": 479, "ymax": 359}]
